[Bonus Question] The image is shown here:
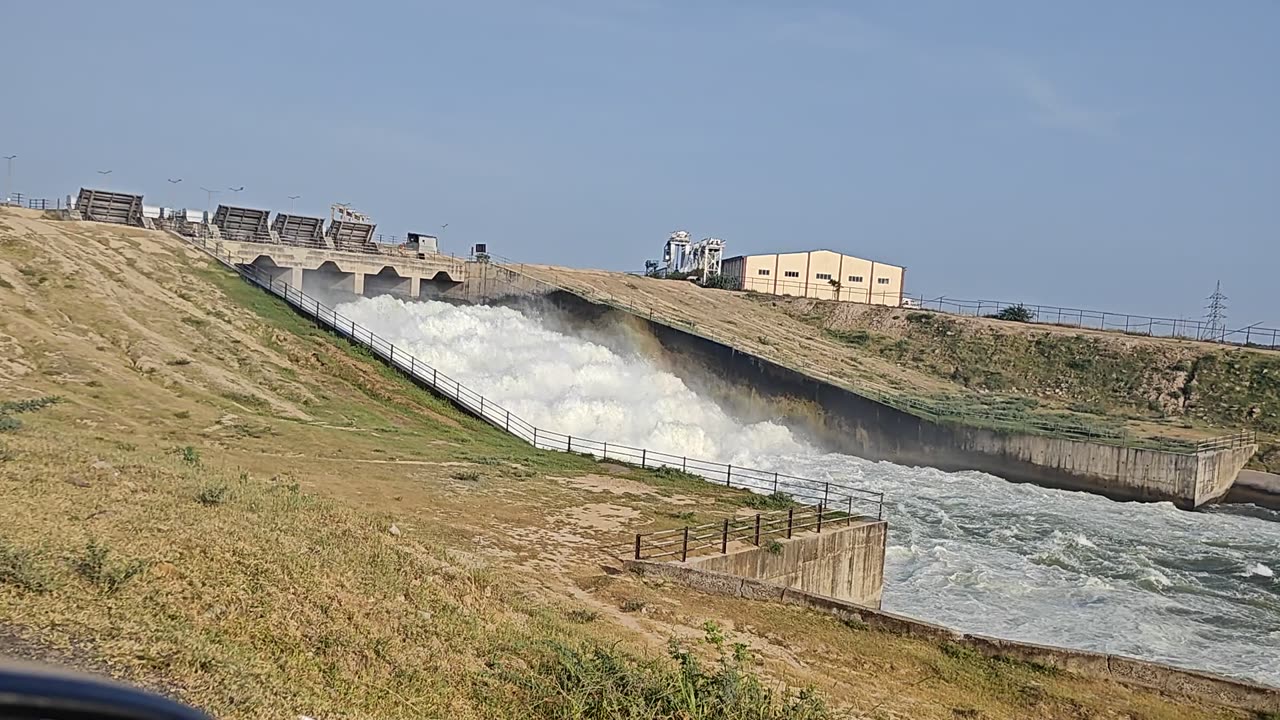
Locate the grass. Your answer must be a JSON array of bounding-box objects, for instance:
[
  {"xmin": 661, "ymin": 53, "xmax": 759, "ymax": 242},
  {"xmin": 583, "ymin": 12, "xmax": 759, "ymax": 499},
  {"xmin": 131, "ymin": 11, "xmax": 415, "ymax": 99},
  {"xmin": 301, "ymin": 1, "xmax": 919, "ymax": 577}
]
[
  {"xmin": 0, "ymin": 211, "xmax": 1246, "ymax": 719},
  {"xmin": 743, "ymin": 492, "xmax": 799, "ymax": 512}
]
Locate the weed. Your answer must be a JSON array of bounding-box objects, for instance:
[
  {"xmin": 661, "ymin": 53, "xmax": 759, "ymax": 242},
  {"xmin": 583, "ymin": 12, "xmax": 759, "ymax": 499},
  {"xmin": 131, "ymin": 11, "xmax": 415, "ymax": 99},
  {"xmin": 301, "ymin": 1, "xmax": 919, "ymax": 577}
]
[
  {"xmin": 620, "ymin": 598, "xmax": 647, "ymax": 613},
  {"xmin": 173, "ymin": 410, "xmax": 191, "ymax": 420},
  {"xmin": 650, "ymin": 465, "xmax": 703, "ymax": 484},
  {"xmin": 174, "ymin": 445, "xmax": 201, "ymax": 466},
  {"xmin": 0, "ymin": 540, "xmax": 52, "ymax": 592},
  {"xmin": 764, "ymin": 539, "xmax": 784, "ymax": 555},
  {"xmin": 166, "ymin": 357, "xmax": 192, "ymax": 366},
  {"xmin": 564, "ymin": 608, "xmax": 599, "ymax": 624},
  {"xmin": 743, "ymin": 492, "xmax": 798, "ymax": 511},
  {"xmin": 181, "ymin": 315, "xmax": 209, "ymax": 328},
  {"xmin": 0, "ymin": 416, "xmax": 20, "ymax": 433},
  {"xmin": 72, "ymin": 540, "xmax": 145, "ymax": 595},
  {"xmin": 197, "ymin": 482, "xmax": 230, "ymax": 506},
  {"xmin": 0, "ymin": 277, "xmax": 12, "ymax": 290},
  {"xmin": 825, "ymin": 328, "xmax": 872, "ymax": 346},
  {"xmin": 664, "ymin": 510, "xmax": 697, "ymax": 522},
  {"xmin": 0, "ymin": 396, "xmax": 61, "ymax": 414}
]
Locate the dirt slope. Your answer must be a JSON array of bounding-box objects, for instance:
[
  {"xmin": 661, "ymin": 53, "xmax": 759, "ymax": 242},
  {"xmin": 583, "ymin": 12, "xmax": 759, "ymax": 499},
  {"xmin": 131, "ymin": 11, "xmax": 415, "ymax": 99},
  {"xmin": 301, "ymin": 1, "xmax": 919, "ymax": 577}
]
[{"xmin": 0, "ymin": 208, "xmax": 1256, "ymax": 719}]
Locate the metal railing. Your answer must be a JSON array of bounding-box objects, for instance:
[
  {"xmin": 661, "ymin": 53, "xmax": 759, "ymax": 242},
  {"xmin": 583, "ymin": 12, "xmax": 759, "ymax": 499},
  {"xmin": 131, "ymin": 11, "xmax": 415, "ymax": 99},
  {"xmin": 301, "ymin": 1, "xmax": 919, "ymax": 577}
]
[
  {"xmin": 484, "ymin": 260, "xmax": 1255, "ymax": 455},
  {"xmin": 901, "ymin": 294, "xmax": 1280, "ymax": 350},
  {"xmin": 631, "ymin": 504, "xmax": 867, "ymax": 562},
  {"xmin": 174, "ymin": 231, "xmax": 886, "ymax": 521}
]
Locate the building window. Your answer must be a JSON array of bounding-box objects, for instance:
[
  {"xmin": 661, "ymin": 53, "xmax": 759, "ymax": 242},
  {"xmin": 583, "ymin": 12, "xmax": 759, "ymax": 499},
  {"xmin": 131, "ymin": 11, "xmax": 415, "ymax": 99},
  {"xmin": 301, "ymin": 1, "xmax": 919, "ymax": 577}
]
[
  {"xmin": 815, "ymin": 273, "xmax": 832, "ymax": 280},
  {"xmin": 757, "ymin": 269, "xmax": 770, "ymax": 276},
  {"xmin": 784, "ymin": 271, "xmax": 799, "ymax": 278},
  {"xmin": 877, "ymin": 277, "xmax": 890, "ymax": 284},
  {"xmin": 848, "ymin": 275, "xmax": 864, "ymax": 283}
]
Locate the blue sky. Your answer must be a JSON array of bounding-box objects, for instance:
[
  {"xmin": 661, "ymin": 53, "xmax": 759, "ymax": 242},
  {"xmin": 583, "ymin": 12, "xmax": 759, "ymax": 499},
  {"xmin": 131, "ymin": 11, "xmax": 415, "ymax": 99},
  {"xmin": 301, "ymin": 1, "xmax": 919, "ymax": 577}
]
[{"xmin": 2, "ymin": 1, "xmax": 1276, "ymax": 325}]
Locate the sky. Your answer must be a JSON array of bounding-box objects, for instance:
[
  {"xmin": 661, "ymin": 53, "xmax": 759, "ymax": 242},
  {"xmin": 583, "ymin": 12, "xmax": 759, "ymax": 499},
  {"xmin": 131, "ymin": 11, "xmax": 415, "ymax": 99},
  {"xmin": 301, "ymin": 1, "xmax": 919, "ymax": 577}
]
[{"xmin": 2, "ymin": 1, "xmax": 1276, "ymax": 325}]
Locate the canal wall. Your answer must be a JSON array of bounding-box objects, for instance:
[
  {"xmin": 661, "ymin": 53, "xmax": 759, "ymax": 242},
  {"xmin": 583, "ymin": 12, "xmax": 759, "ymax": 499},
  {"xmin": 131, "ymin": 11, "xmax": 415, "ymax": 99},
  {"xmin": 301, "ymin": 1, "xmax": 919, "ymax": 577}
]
[
  {"xmin": 626, "ymin": 559, "xmax": 1280, "ymax": 713},
  {"xmin": 468, "ymin": 277, "xmax": 1254, "ymax": 509},
  {"xmin": 686, "ymin": 521, "xmax": 886, "ymax": 608}
]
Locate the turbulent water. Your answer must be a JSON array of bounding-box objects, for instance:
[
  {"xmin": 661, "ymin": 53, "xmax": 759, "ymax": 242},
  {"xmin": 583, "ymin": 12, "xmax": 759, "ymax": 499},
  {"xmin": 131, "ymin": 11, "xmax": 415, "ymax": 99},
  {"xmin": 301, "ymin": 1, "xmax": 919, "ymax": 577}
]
[{"xmin": 338, "ymin": 295, "xmax": 1280, "ymax": 687}]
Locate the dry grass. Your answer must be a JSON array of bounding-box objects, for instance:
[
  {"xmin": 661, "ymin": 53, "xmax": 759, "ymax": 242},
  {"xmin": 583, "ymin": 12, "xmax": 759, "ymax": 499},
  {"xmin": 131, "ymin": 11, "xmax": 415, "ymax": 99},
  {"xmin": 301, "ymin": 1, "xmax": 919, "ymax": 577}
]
[{"xmin": 0, "ymin": 208, "xmax": 1253, "ymax": 719}]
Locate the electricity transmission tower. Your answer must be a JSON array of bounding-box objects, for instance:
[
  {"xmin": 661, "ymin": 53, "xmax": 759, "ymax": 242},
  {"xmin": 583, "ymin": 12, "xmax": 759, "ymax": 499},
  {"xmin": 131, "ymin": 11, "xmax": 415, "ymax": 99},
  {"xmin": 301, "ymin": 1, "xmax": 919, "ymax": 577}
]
[{"xmin": 1201, "ymin": 281, "xmax": 1228, "ymax": 342}]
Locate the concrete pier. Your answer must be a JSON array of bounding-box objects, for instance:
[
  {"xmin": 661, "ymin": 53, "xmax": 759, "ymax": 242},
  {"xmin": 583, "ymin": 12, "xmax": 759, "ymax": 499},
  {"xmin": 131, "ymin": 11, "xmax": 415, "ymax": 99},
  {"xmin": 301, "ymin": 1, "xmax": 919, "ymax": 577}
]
[{"xmin": 686, "ymin": 520, "xmax": 887, "ymax": 608}]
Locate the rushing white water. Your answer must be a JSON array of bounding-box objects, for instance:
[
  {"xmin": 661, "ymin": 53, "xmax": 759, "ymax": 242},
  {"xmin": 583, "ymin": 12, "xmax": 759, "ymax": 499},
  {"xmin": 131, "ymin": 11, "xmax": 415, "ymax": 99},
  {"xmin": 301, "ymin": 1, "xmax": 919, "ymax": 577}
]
[{"xmin": 338, "ymin": 295, "xmax": 1280, "ymax": 687}]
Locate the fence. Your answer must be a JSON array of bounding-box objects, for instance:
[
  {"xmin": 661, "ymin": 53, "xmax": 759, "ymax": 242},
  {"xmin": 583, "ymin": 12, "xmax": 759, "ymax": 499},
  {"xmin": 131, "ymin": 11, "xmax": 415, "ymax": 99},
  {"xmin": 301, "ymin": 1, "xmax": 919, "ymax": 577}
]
[
  {"xmin": 485, "ymin": 260, "xmax": 1255, "ymax": 455},
  {"xmin": 174, "ymin": 231, "xmax": 887, "ymax": 522},
  {"xmin": 902, "ymin": 294, "xmax": 1280, "ymax": 350},
  {"xmin": 631, "ymin": 504, "xmax": 864, "ymax": 561}
]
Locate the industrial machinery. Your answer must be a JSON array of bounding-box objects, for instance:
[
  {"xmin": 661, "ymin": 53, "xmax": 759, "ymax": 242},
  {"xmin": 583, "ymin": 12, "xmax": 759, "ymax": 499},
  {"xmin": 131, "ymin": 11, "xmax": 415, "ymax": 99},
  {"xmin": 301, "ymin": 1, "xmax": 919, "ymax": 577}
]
[{"xmin": 661, "ymin": 230, "xmax": 724, "ymax": 281}]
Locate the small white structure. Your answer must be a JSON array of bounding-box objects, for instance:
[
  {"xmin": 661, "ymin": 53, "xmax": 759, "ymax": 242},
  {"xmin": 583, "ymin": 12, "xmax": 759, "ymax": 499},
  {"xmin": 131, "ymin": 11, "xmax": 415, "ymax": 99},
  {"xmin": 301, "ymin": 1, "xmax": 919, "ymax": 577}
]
[{"xmin": 661, "ymin": 230, "xmax": 725, "ymax": 280}]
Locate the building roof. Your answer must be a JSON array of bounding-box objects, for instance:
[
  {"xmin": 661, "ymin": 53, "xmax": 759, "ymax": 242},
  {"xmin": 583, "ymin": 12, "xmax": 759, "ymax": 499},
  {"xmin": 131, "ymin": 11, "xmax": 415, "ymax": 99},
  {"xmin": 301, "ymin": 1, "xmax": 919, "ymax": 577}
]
[{"xmin": 723, "ymin": 248, "xmax": 905, "ymax": 269}]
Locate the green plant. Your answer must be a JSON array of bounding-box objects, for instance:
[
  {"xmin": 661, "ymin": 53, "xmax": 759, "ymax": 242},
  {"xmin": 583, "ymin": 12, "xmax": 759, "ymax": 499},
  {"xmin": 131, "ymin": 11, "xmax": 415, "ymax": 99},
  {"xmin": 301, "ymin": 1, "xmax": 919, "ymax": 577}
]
[
  {"xmin": 451, "ymin": 469, "xmax": 482, "ymax": 482},
  {"xmin": 991, "ymin": 304, "xmax": 1035, "ymax": 323},
  {"xmin": 175, "ymin": 445, "xmax": 201, "ymax": 466},
  {"xmin": 743, "ymin": 492, "xmax": 798, "ymax": 511},
  {"xmin": 620, "ymin": 598, "xmax": 647, "ymax": 613},
  {"xmin": 73, "ymin": 540, "xmax": 145, "ymax": 595},
  {"xmin": 0, "ymin": 540, "xmax": 52, "ymax": 592},
  {"xmin": 764, "ymin": 539, "xmax": 784, "ymax": 555}
]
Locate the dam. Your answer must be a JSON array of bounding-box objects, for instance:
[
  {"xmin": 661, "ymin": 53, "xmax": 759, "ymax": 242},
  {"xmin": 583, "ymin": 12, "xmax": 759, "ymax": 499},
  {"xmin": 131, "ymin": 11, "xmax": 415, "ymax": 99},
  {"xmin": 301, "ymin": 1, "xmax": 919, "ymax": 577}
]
[{"xmin": 71, "ymin": 193, "xmax": 1280, "ymax": 686}]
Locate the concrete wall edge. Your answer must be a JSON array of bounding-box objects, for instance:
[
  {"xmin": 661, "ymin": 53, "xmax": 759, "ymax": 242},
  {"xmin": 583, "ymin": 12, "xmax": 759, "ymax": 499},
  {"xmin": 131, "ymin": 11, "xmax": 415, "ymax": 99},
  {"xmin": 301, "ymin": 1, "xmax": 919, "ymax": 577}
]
[{"xmin": 623, "ymin": 559, "xmax": 1280, "ymax": 713}]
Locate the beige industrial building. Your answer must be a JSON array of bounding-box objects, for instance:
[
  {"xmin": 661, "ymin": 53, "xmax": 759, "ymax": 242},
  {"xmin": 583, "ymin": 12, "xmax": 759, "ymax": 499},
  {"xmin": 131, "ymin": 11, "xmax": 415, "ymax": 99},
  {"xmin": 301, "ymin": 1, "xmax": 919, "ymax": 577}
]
[{"xmin": 721, "ymin": 249, "xmax": 906, "ymax": 306}]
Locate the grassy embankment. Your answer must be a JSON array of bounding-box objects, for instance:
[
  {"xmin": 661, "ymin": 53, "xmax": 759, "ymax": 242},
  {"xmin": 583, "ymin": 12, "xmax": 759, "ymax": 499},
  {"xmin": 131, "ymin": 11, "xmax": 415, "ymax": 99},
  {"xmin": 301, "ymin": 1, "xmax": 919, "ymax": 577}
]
[{"xmin": 0, "ymin": 209, "xmax": 1255, "ymax": 719}]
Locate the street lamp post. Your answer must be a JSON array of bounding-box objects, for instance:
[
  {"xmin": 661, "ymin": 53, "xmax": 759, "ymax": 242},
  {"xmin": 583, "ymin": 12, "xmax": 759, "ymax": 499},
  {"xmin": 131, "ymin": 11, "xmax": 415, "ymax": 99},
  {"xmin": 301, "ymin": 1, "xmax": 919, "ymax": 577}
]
[
  {"xmin": 3, "ymin": 155, "xmax": 15, "ymax": 205},
  {"xmin": 199, "ymin": 187, "xmax": 219, "ymax": 215},
  {"xmin": 288, "ymin": 194, "xmax": 301, "ymax": 213},
  {"xmin": 167, "ymin": 178, "xmax": 182, "ymax": 215}
]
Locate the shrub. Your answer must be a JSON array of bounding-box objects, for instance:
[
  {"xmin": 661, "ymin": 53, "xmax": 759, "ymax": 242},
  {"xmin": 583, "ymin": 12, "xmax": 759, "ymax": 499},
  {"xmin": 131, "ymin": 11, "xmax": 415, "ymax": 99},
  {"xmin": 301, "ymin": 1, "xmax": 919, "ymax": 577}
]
[
  {"xmin": 743, "ymin": 492, "xmax": 798, "ymax": 511},
  {"xmin": 991, "ymin": 304, "xmax": 1036, "ymax": 323},
  {"xmin": 73, "ymin": 540, "xmax": 145, "ymax": 595},
  {"xmin": 0, "ymin": 540, "xmax": 52, "ymax": 592},
  {"xmin": 764, "ymin": 539, "xmax": 784, "ymax": 555}
]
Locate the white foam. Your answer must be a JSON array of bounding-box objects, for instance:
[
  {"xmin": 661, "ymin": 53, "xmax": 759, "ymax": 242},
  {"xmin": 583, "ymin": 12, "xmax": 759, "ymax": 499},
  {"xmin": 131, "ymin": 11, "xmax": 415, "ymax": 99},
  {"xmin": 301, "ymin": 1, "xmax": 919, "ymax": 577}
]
[
  {"xmin": 1242, "ymin": 562, "xmax": 1274, "ymax": 578},
  {"xmin": 336, "ymin": 295, "xmax": 1280, "ymax": 688}
]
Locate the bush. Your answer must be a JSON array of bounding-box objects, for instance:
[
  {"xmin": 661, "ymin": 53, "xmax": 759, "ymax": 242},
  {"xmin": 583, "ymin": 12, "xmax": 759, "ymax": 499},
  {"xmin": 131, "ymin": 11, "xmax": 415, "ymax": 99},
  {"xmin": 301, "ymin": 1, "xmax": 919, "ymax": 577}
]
[
  {"xmin": 743, "ymin": 492, "xmax": 798, "ymax": 511},
  {"xmin": 0, "ymin": 540, "xmax": 52, "ymax": 592},
  {"xmin": 73, "ymin": 540, "xmax": 145, "ymax": 595},
  {"xmin": 991, "ymin": 304, "xmax": 1036, "ymax": 323},
  {"xmin": 494, "ymin": 624, "xmax": 832, "ymax": 720}
]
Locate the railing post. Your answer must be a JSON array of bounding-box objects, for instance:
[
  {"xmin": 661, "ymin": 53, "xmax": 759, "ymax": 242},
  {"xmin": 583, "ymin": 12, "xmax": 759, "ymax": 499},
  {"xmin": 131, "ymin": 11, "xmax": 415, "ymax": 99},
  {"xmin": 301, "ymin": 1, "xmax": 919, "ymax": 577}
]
[
  {"xmin": 479, "ymin": 396, "xmax": 485, "ymax": 418},
  {"xmin": 432, "ymin": 368, "xmax": 437, "ymax": 386},
  {"xmin": 681, "ymin": 527, "xmax": 689, "ymax": 562},
  {"xmin": 816, "ymin": 504, "xmax": 824, "ymax": 533},
  {"xmin": 725, "ymin": 464, "xmax": 732, "ymax": 487},
  {"xmin": 772, "ymin": 472, "xmax": 779, "ymax": 493},
  {"xmin": 533, "ymin": 427, "xmax": 538, "ymax": 448},
  {"xmin": 682, "ymin": 456, "xmax": 687, "ymax": 472},
  {"xmin": 634, "ymin": 534, "xmax": 641, "ymax": 560},
  {"xmin": 602, "ymin": 441, "xmax": 608, "ymax": 460},
  {"xmin": 847, "ymin": 496, "xmax": 853, "ymax": 525},
  {"xmin": 567, "ymin": 436, "xmax": 573, "ymax": 452},
  {"xmin": 641, "ymin": 449, "xmax": 646, "ymax": 468},
  {"xmin": 505, "ymin": 410, "xmax": 510, "ymax": 432},
  {"xmin": 823, "ymin": 482, "xmax": 830, "ymax": 509},
  {"xmin": 753, "ymin": 514, "xmax": 761, "ymax": 546},
  {"xmin": 721, "ymin": 519, "xmax": 729, "ymax": 554},
  {"xmin": 786, "ymin": 508, "xmax": 793, "ymax": 539}
]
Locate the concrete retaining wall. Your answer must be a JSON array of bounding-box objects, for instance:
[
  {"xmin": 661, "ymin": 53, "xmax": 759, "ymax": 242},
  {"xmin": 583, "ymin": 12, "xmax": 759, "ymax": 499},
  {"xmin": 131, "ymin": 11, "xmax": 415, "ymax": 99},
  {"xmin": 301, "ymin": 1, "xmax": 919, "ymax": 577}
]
[
  {"xmin": 627, "ymin": 559, "xmax": 1280, "ymax": 713},
  {"xmin": 514, "ymin": 289, "xmax": 1254, "ymax": 508},
  {"xmin": 687, "ymin": 521, "xmax": 886, "ymax": 608}
]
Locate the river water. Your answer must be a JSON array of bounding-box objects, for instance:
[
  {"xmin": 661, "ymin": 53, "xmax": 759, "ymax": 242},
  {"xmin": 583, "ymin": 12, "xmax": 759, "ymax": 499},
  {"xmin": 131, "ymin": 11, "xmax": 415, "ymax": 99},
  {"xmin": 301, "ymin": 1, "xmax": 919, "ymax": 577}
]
[{"xmin": 337, "ymin": 295, "xmax": 1280, "ymax": 687}]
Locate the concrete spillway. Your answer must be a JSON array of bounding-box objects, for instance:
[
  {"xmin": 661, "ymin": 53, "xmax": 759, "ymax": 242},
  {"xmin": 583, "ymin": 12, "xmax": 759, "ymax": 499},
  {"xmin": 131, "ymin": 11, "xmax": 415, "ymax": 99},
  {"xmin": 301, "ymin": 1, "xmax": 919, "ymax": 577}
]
[{"xmin": 333, "ymin": 294, "xmax": 1280, "ymax": 688}]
